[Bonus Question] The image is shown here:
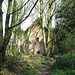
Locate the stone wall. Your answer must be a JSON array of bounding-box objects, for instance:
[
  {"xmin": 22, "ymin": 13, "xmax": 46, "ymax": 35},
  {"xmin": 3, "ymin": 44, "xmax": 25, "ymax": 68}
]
[
  {"xmin": 14, "ymin": 18, "xmax": 44, "ymax": 54},
  {"xmin": 28, "ymin": 19, "xmax": 44, "ymax": 54}
]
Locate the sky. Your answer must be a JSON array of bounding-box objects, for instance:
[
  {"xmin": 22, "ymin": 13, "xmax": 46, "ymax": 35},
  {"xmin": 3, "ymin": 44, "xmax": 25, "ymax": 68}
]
[
  {"xmin": 2, "ymin": 0, "xmax": 56, "ymax": 35},
  {"xmin": 21, "ymin": 17, "xmax": 32, "ymax": 31},
  {"xmin": 2, "ymin": 0, "xmax": 7, "ymax": 37},
  {"xmin": 2, "ymin": 0, "xmax": 33, "ymax": 37}
]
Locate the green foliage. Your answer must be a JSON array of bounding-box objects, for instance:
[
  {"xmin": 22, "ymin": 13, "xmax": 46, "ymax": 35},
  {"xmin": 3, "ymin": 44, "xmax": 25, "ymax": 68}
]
[
  {"xmin": 20, "ymin": 69, "xmax": 39, "ymax": 75},
  {"xmin": 54, "ymin": 25, "xmax": 75, "ymax": 54},
  {"xmin": 24, "ymin": 27, "xmax": 29, "ymax": 36},
  {"xmin": 50, "ymin": 69, "xmax": 75, "ymax": 75},
  {"xmin": 6, "ymin": 25, "xmax": 30, "ymax": 58},
  {"xmin": 38, "ymin": 18, "xmax": 42, "ymax": 25},
  {"xmin": 53, "ymin": 0, "xmax": 75, "ymax": 55},
  {"xmin": 34, "ymin": 63, "xmax": 43, "ymax": 69},
  {"xmin": 44, "ymin": 26, "xmax": 48, "ymax": 32},
  {"xmin": 14, "ymin": 26, "xmax": 24, "ymax": 37},
  {"xmin": 49, "ymin": 52, "xmax": 75, "ymax": 74}
]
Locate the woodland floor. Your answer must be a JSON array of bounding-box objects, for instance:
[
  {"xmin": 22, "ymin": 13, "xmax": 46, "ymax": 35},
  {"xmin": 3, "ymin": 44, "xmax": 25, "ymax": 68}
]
[
  {"xmin": 0, "ymin": 52, "xmax": 75, "ymax": 75},
  {"xmin": 39, "ymin": 58, "xmax": 56, "ymax": 75},
  {"xmin": 0, "ymin": 54, "xmax": 56, "ymax": 75}
]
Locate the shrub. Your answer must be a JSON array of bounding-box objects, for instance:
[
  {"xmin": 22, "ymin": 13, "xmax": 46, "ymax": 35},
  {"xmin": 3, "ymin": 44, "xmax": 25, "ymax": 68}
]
[{"xmin": 49, "ymin": 52, "xmax": 75, "ymax": 74}]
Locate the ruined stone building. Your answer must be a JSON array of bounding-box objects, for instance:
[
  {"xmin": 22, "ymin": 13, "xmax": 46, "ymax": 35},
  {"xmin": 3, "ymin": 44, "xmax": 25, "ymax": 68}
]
[
  {"xmin": 27, "ymin": 18, "xmax": 44, "ymax": 54},
  {"xmin": 11, "ymin": 18, "xmax": 45, "ymax": 54}
]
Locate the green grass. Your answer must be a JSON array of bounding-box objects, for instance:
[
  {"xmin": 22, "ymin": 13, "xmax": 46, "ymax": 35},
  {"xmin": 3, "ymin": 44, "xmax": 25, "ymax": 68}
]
[
  {"xmin": 20, "ymin": 69, "xmax": 39, "ymax": 75},
  {"xmin": 50, "ymin": 69, "xmax": 75, "ymax": 75},
  {"xmin": 20, "ymin": 54, "xmax": 52, "ymax": 75},
  {"xmin": 1, "ymin": 54, "xmax": 53, "ymax": 75},
  {"xmin": 49, "ymin": 52, "xmax": 75, "ymax": 75}
]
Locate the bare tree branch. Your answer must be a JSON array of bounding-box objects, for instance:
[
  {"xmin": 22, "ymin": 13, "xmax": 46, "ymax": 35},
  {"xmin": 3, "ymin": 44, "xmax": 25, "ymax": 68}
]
[
  {"xmin": 47, "ymin": 0, "xmax": 74, "ymax": 44},
  {"xmin": 8, "ymin": 0, "xmax": 30, "ymax": 16},
  {"xmin": 7, "ymin": 0, "xmax": 39, "ymax": 30},
  {"xmin": 47, "ymin": 0, "xmax": 74, "ymax": 26}
]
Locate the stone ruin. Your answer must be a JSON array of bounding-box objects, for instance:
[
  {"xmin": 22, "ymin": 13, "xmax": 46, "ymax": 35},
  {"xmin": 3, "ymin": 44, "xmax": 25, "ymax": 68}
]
[{"xmin": 28, "ymin": 18, "xmax": 44, "ymax": 54}]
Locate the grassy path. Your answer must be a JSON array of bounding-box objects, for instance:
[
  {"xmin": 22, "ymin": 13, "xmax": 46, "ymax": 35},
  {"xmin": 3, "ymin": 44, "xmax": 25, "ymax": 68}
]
[
  {"xmin": 0, "ymin": 54, "xmax": 56, "ymax": 75},
  {"xmin": 0, "ymin": 52, "xmax": 75, "ymax": 75},
  {"xmin": 39, "ymin": 57, "xmax": 56, "ymax": 75},
  {"xmin": 39, "ymin": 64, "xmax": 50, "ymax": 75}
]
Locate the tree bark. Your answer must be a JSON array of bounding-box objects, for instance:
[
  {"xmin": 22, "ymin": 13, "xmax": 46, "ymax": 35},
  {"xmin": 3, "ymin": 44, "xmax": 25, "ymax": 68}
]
[
  {"xmin": 47, "ymin": 0, "xmax": 56, "ymax": 57},
  {"xmin": 40, "ymin": 0, "xmax": 47, "ymax": 55},
  {"xmin": 0, "ymin": 0, "xmax": 3, "ymax": 61},
  {"xmin": 1, "ymin": 0, "xmax": 12, "ymax": 61}
]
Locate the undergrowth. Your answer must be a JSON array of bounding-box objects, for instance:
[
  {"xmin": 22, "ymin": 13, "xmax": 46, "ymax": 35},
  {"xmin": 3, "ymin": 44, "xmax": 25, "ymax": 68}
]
[
  {"xmin": 0, "ymin": 54, "xmax": 52, "ymax": 75},
  {"xmin": 49, "ymin": 52, "xmax": 75, "ymax": 75}
]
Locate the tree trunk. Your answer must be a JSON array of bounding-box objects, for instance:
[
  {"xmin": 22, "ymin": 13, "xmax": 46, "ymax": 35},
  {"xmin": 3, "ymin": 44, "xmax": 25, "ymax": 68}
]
[
  {"xmin": 47, "ymin": 0, "xmax": 56, "ymax": 57},
  {"xmin": 1, "ymin": 0, "xmax": 12, "ymax": 61},
  {"xmin": 2, "ymin": 30, "xmax": 12, "ymax": 60},
  {"xmin": 0, "ymin": 0, "xmax": 3, "ymax": 61},
  {"xmin": 2, "ymin": 46, "xmax": 6, "ymax": 61},
  {"xmin": 47, "ymin": 0, "xmax": 52, "ymax": 57},
  {"xmin": 40, "ymin": 0, "xmax": 47, "ymax": 55}
]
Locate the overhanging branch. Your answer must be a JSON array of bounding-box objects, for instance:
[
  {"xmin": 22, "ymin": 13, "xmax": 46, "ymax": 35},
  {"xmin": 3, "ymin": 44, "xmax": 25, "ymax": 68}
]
[
  {"xmin": 7, "ymin": 0, "xmax": 39, "ymax": 30},
  {"xmin": 50, "ymin": 0, "xmax": 74, "ymax": 19},
  {"xmin": 8, "ymin": 0, "xmax": 30, "ymax": 16},
  {"xmin": 47, "ymin": 0, "xmax": 74, "ymax": 26}
]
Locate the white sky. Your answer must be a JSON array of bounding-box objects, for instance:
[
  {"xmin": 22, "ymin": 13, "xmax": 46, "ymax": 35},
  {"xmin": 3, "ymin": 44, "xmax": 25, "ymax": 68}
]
[
  {"xmin": 2, "ymin": 0, "xmax": 56, "ymax": 34},
  {"xmin": 21, "ymin": 17, "xmax": 32, "ymax": 31},
  {"xmin": 2, "ymin": 1, "xmax": 7, "ymax": 37},
  {"xmin": 2, "ymin": 0, "xmax": 33, "ymax": 35}
]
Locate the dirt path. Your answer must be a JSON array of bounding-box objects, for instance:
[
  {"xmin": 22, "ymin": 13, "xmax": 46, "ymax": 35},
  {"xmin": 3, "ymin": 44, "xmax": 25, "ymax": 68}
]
[
  {"xmin": 39, "ymin": 64, "xmax": 50, "ymax": 75},
  {"xmin": 0, "ymin": 55, "xmax": 57, "ymax": 75},
  {"xmin": 39, "ymin": 58, "xmax": 56, "ymax": 75}
]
